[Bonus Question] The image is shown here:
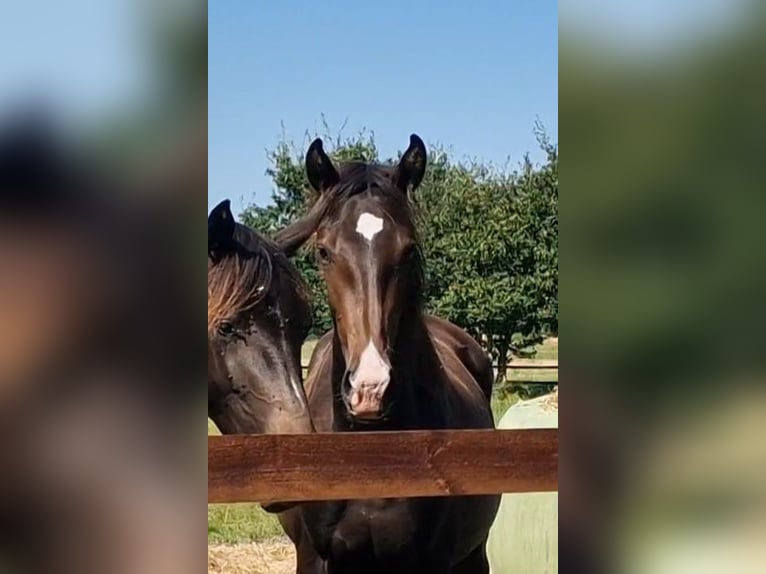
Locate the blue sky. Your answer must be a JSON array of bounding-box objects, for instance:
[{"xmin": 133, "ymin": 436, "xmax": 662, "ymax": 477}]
[{"xmin": 209, "ymin": 0, "xmax": 558, "ymax": 213}]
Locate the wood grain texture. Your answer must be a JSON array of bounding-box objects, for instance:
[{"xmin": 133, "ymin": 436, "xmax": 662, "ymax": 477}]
[{"xmin": 208, "ymin": 429, "xmax": 558, "ymax": 504}]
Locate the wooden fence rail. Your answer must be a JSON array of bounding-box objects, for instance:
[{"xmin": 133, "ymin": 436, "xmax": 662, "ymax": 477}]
[
  {"xmin": 505, "ymin": 359, "xmax": 558, "ymax": 369},
  {"xmin": 208, "ymin": 429, "xmax": 558, "ymax": 504}
]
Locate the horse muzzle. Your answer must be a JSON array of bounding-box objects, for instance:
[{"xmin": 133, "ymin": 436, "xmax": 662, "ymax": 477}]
[{"xmin": 342, "ymin": 370, "xmax": 390, "ymax": 420}]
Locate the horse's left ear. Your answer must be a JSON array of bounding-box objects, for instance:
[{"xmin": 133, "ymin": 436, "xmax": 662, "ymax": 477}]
[
  {"xmin": 208, "ymin": 199, "xmax": 235, "ymax": 256},
  {"xmin": 396, "ymin": 134, "xmax": 427, "ymax": 193}
]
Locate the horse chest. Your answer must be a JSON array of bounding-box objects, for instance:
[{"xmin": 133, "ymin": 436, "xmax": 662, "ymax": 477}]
[
  {"xmin": 315, "ymin": 499, "xmax": 447, "ymax": 564},
  {"xmin": 340, "ymin": 501, "xmax": 413, "ymax": 548}
]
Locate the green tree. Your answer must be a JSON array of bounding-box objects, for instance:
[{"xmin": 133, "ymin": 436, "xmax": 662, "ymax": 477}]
[{"xmin": 421, "ymin": 140, "xmax": 557, "ymax": 383}]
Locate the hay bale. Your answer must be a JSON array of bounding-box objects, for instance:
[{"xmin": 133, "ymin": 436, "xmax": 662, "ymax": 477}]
[
  {"xmin": 487, "ymin": 390, "xmax": 558, "ymax": 574},
  {"xmin": 208, "ymin": 538, "xmax": 295, "ymax": 574}
]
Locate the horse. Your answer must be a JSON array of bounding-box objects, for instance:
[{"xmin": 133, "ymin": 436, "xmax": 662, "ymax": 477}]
[
  {"xmin": 275, "ymin": 135, "xmax": 500, "ymax": 573},
  {"xmin": 208, "ymin": 199, "xmax": 314, "ymax": 436}
]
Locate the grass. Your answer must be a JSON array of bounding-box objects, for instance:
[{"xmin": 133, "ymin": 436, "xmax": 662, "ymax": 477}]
[
  {"xmin": 527, "ymin": 338, "xmax": 558, "ymax": 360},
  {"xmin": 208, "ymin": 337, "xmax": 558, "ymax": 543},
  {"xmin": 491, "ymin": 390, "xmax": 520, "ymax": 421},
  {"xmin": 208, "ymin": 504, "xmax": 285, "ymax": 543},
  {"xmin": 207, "ymin": 422, "xmax": 282, "ymax": 543},
  {"xmin": 507, "ymin": 337, "xmax": 558, "ymax": 383}
]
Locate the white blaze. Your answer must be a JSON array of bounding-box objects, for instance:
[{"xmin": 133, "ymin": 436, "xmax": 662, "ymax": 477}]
[
  {"xmin": 355, "ymin": 212, "xmax": 384, "ymax": 241},
  {"xmin": 349, "ymin": 340, "xmax": 390, "ymax": 389}
]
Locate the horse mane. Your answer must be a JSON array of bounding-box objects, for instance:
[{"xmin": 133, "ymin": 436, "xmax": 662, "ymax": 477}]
[{"xmin": 207, "ymin": 223, "xmax": 308, "ymax": 334}]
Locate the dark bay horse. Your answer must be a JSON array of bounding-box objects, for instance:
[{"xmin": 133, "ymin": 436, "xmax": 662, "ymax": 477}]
[
  {"xmin": 276, "ymin": 136, "xmax": 500, "ymax": 573},
  {"xmin": 208, "ymin": 199, "xmax": 314, "ymax": 436}
]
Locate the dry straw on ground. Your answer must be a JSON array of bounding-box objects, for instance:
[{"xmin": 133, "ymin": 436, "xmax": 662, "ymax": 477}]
[{"xmin": 208, "ymin": 538, "xmax": 295, "ymax": 574}]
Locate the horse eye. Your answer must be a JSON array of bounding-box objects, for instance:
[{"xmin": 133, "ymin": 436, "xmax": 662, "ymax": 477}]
[
  {"xmin": 317, "ymin": 245, "xmax": 331, "ymax": 264},
  {"xmin": 217, "ymin": 321, "xmax": 235, "ymax": 336}
]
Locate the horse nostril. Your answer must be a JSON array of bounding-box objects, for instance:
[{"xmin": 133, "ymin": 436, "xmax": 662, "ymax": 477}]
[
  {"xmin": 341, "ymin": 371, "xmax": 353, "ymax": 395},
  {"xmin": 341, "ymin": 370, "xmax": 360, "ymax": 410}
]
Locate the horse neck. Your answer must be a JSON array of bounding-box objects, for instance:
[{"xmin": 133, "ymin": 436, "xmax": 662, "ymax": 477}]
[{"xmin": 330, "ymin": 308, "xmax": 447, "ymax": 431}]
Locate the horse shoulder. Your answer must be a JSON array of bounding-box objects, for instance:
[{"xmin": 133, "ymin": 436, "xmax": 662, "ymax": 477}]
[
  {"xmin": 427, "ymin": 338, "xmax": 493, "ymax": 430},
  {"xmin": 425, "ymin": 315, "xmax": 494, "ymax": 401}
]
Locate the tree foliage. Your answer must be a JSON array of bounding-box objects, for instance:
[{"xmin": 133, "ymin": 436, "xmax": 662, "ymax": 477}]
[{"xmin": 241, "ymin": 126, "xmax": 557, "ymax": 382}]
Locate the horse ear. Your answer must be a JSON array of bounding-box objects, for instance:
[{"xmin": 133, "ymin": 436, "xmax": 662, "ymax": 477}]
[
  {"xmin": 396, "ymin": 134, "xmax": 427, "ymax": 193},
  {"xmin": 208, "ymin": 199, "xmax": 235, "ymax": 255},
  {"xmin": 305, "ymin": 138, "xmax": 339, "ymax": 192}
]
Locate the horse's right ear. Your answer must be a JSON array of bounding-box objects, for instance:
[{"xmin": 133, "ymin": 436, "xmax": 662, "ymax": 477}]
[
  {"xmin": 396, "ymin": 134, "xmax": 427, "ymax": 193},
  {"xmin": 305, "ymin": 138, "xmax": 339, "ymax": 192},
  {"xmin": 208, "ymin": 199, "xmax": 235, "ymax": 256}
]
